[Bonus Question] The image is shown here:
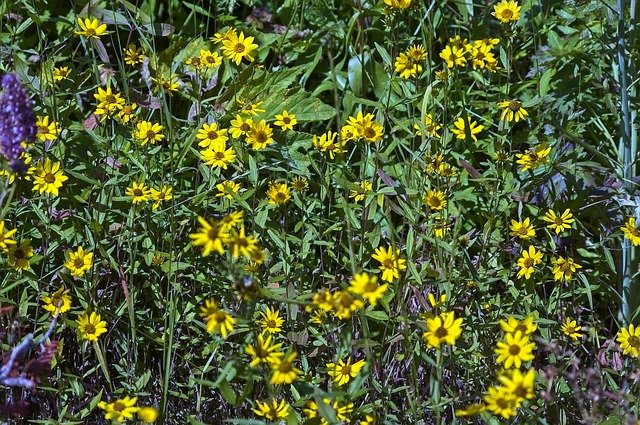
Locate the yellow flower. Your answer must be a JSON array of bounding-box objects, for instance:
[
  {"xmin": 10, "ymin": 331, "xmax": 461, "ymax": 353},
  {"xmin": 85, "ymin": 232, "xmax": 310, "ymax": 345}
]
[
  {"xmin": 117, "ymin": 103, "xmax": 138, "ymax": 123},
  {"xmin": 492, "ymin": 0, "xmax": 521, "ymax": 23},
  {"xmin": 246, "ymin": 333, "xmax": 284, "ymax": 366},
  {"xmin": 220, "ymin": 210, "xmax": 244, "ymax": 230},
  {"xmin": 371, "ymin": 245, "xmax": 407, "ymax": 282},
  {"xmin": 270, "ymin": 352, "xmax": 302, "ymax": 384},
  {"xmin": 258, "ymin": 306, "xmax": 285, "ymax": 334},
  {"xmin": 543, "ymin": 208, "xmax": 575, "ymax": 234},
  {"xmin": 97, "ymin": 396, "xmax": 139, "ymax": 423},
  {"xmin": 424, "ymin": 311, "xmax": 464, "ymax": 348},
  {"xmin": 189, "ymin": 217, "xmax": 230, "ymax": 256},
  {"xmin": 94, "ymin": 86, "xmax": 125, "ymax": 119},
  {"xmin": 551, "ymin": 256, "xmax": 582, "ymax": 281},
  {"xmin": 229, "ymin": 114, "xmax": 253, "ymax": 139},
  {"xmin": 200, "ymin": 144, "xmax": 236, "ymax": 169},
  {"xmin": 516, "ymin": 246, "xmax": 543, "ymax": 279},
  {"xmin": 455, "ymin": 403, "xmax": 486, "ymax": 417},
  {"xmin": 133, "ymin": 121, "xmax": 164, "ymax": 146},
  {"xmin": 313, "ymin": 130, "xmax": 344, "ymax": 158},
  {"xmin": 348, "ymin": 272, "xmax": 388, "ymax": 306},
  {"xmin": 137, "ymin": 406, "xmax": 158, "ymax": 423},
  {"xmin": 470, "ymin": 40, "xmax": 498, "ymax": 70},
  {"xmin": 77, "ymin": 311, "xmax": 108, "ymax": 342},
  {"xmin": 200, "ymin": 299, "xmax": 235, "ymax": 338},
  {"xmin": 274, "ymin": 110, "xmax": 297, "ymax": 131},
  {"xmin": 439, "ymin": 44, "xmax": 468, "ymax": 68},
  {"xmin": 500, "ymin": 316, "xmax": 537, "ymax": 335},
  {"xmin": 253, "ymin": 399, "xmax": 290, "ymax": 420},
  {"xmin": 498, "ymin": 99, "xmax": 528, "ymax": 122},
  {"xmin": 291, "ymin": 177, "xmax": 309, "ymax": 193},
  {"xmin": 125, "ymin": 182, "xmax": 151, "ymax": 204},
  {"xmin": 150, "ymin": 185, "xmax": 173, "ymax": 210},
  {"xmin": 7, "ymin": 239, "xmax": 33, "ymax": 271},
  {"xmin": 42, "ymin": 286, "xmax": 72, "ymax": 314},
  {"xmin": 622, "ymin": 217, "xmax": 640, "ymax": 246},
  {"xmin": 331, "ymin": 290, "xmax": 365, "ymax": 319},
  {"xmin": 423, "ymin": 189, "xmax": 447, "ymax": 211},
  {"xmin": 246, "ymin": 120, "xmax": 274, "ymax": 150},
  {"xmin": 210, "ymin": 27, "xmax": 237, "ymax": 44},
  {"xmin": 495, "ymin": 331, "xmax": 536, "ymax": 368},
  {"xmin": 327, "ymin": 357, "xmax": 366, "ymax": 386},
  {"xmin": 346, "ymin": 112, "xmax": 384, "ymax": 143},
  {"xmin": 509, "ymin": 217, "xmax": 535, "ymax": 240},
  {"xmin": 216, "ymin": 181, "xmax": 241, "ymax": 199},
  {"xmin": 394, "ymin": 52, "xmax": 422, "ymax": 79},
  {"xmin": 515, "ymin": 144, "xmax": 552, "ymax": 171},
  {"xmin": 483, "ymin": 386, "xmax": 519, "ymax": 419},
  {"xmin": 267, "ymin": 181, "xmax": 291, "ymax": 205},
  {"xmin": 239, "ymin": 99, "xmax": 265, "ymax": 116},
  {"xmin": 124, "ymin": 44, "xmax": 145, "ymax": 65},
  {"xmin": 451, "ymin": 116, "xmax": 484, "ymax": 142},
  {"xmin": 383, "ymin": 0, "xmax": 412, "ymax": 8},
  {"xmin": 75, "ymin": 17, "xmax": 108, "ymax": 39},
  {"xmin": 222, "ymin": 31, "xmax": 258, "ymax": 65},
  {"xmin": 616, "ymin": 323, "xmax": 640, "ymax": 357},
  {"xmin": 406, "ymin": 44, "xmax": 427, "ymax": 61},
  {"xmin": 349, "ymin": 181, "xmax": 373, "ymax": 202},
  {"xmin": 561, "ymin": 318, "xmax": 583, "ymax": 340},
  {"xmin": 64, "ymin": 246, "xmax": 93, "ymax": 277},
  {"xmin": 498, "ymin": 368, "xmax": 535, "ymax": 400},
  {"xmin": 0, "ymin": 220, "xmax": 18, "ymax": 252},
  {"xmin": 196, "ymin": 123, "xmax": 229, "ymax": 149},
  {"xmin": 53, "ymin": 66, "xmax": 71, "ymax": 81},
  {"xmin": 33, "ymin": 158, "xmax": 68, "ymax": 196},
  {"xmin": 36, "ymin": 115, "xmax": 60, "ymax": 141},
  {"xmin": 199, "ymin": 49, "xmax": 222, "ymax": 68},
  {"xmin": 152, "ymin": 75, "xmax": 180, "ymax": 93},
  {"xmin": 414, "ymin": 114, "xmax": 441, "ymax": 138}
]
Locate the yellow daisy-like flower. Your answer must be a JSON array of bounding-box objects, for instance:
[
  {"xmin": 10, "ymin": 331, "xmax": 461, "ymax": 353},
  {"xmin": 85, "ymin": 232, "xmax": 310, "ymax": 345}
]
[
  {"xmin": 492, "ymin": 0, "xmax": 521, "ymax": 23},
  {"xmin": 291, "ymin": 176, "xmax": 309, "ymax": 193},
  {"xmin": 246, "ymin": 333, "xmax": 284, "ymax": 366},
  {"xmin": 7, "ymin": 239, "xmax": 33, "ymax": 271},
  {"xmin": 313, "ymin": 130, "xmax": 344, "ymax": 158},
  {"xmin": 227, "ymin": 226, "xmax": 259, "ymax": 259},
  {"xmin": 216, "ymin": 180, "xmax": 241, "ymax": 199},
  {"xmin": 394, "ymin": 52, "xmax": 422, "ymax": 79},
  {"xmin": 33, "ymin": 158, "xmax": 68, "ymax": 197},
  {"xmin": 124, "ymin": 44, "xmax": 145, "ymax": 65},
  {"xmin": 97, "ymin": 396, "xmax": 139, "ymax": 423},
  {"xmin": 0, "ymin": 220, "xmax": 18, "ymax": 252},
  {"xmin": 152, "ymin": 75, "xmax": 181, "ymax": 93},
  {"xmin": 498, "ymin": 99, "xmax": 528, "ymax": 123},
  {"xmin": 36, "ymin": 115, "xmax": 60, "ymax": 142},
  {"xmin": 53, "ymin": 66, "xmax": 71, "ymax": 81},
  {"xmin": 495, "ymin": 331, "xmax": 536, "ymax": 369},
  {"xmin": 189, "ymin": 216, "xmax": 230, "ymax": 256},
  {"xmin": 543, "ymin": 208, "xmax": 575, "ymax": 234},
  {"xmin": 196, "ymin": 123, "xmax": 229, "ymax": 149},
  {"xmin": 500, "ymin": 316, "xmax": 537, "ymax": 335},
  {"xmin": 371, "ymin": 245, "xmax": 407, "ymax": 282},
  {"xmin": 451, "ymin": 116, "xmax": 484, "ymax": 142},
  {"xmin": 406, "ymin": 44, "xmax": 427, "ymax": 61},
  {"xmin": 616, "ymin": 323, "xmax": 640, "ymax": 357},
  {"xmin": 327, "ymin": 357, "xmax": 366, "ymax": 386},
  {"xmin": 64, "ymin": 246, "xmax": 93, "ymax": 277},
  {"xmin": 211, "ymin": 27, "xmax": 237, "ymax": 44},
  {"xmin": 258, "ymin": 306, "xmax": 285, "ymax": 334},
  {"xmin": 483, "ymin": 386, "xmax": 519, "ymax": 419},
  {"xmin": 117, "ymin": 103, "xmax": 138, "ymax": 124},
  {"xmin": 424, "ymin": 311, "xmax": 464, "ymax": 348},
  {"xmin": 621, "ymin": 217, "xmax": 640, "ymax": 246},
  {"xmin": 150, "ymin": 185, "xmax": 173, "ymax": 210},
  {"xmin": 516, "ymin": 246, "xmax": 543, "ymax": 279},
  {"xmin": 423, "ymin": 189, "xmax": 447, "ymax": 211},
  {"xmin": 200, "ymin": 144, "xmax": 237, "ymax": 169},
  {"xmin": 331, "ymin": 290, "xmax": 365, "ymax": 320},
  {"xmin": 222, "ymin": 31, "xmax": 258, "ymax": 65},
  {"xmin": 470, "ymin": 41, "xmax": 498, "ymax": 70},
  {"xmin": 498, "ymin": 368, "xmax": 535, "ymax": 401},
  {"xmin": 199, "ymin": 299, "xmax": 235, "ymax": 338},
  {"xmin": 246, "ymin": 120, "xmax": 274, "ymax": 150},
  {"xmin": 133, "ymin": 121, "xmax": 165, "ymax": 146},
  {"xmin": 267, "ymin": 181, "xmax": 291, "ymax": 205},
  {"xmin": 42, "ymin": 286, "xmax": 72, "ymax": 314},
  {"xmin": 414, "ymin": 114, "xmax": 441, "ymax": 138},
  {"xmin": 349, "ymin": 181, "xmax": 373, "ymax": 202},
  {"xmin": 383, "ymin": 0, "xmax": 412, "ymax": 8},
  {"xmin": 125, "ymin": 182, "xmax": 151, "ymax": 204},
  {"xmin": 348, "ymin": 272, "xmax": 388, "ymax": 306},
  {"xmin": 253, "ymin": 399, "xmax": 290, "ymax": 420},
  {"xmin": 274, "ymin": 110, "xmax": 297, "ymax": 131},
  {"xmin": 75, "ymin": 17, "xmax": 108, "ymax": 39},
  {"xmin": 439, "ymin": 44, "xmax": 468, "ymax": 68},
  {"xmin": 270, "ymin": 352, "xmax": 302, "ymax": 384},
  {"xmin": 561, "ymin": 318, "xmax": 583, "ymax": 340},
  {"xmin": 229, "ymin": 114, "xmax": 253, "ymax": 139},
  {"xmin": 239, "ymin": 100, "xmax": 265, "ymax": 117},
  {"xmin": 509, "ymin": 217, "xmax": 535, "ymax": 240},
  {"xmin": 551, "ymin": 256, "xmax": 582, "ymax": 281},
  {"xmin": 94, "ymin": 86, "xmax": 125, "ymax": 119},
  {"xmin": 455, "ymin": 403, "xmax": 486, "ymax": 417},
  {"xmin": 199, "ymin": 49, "xmax": 222, "ymax": 68},
  {"xmin": 77, "ymin": 311, "xmax": 108, "ymax": 342},
  {"xmin": 515, "ymin": 144, "xmax": 552, "ymax": 171}
]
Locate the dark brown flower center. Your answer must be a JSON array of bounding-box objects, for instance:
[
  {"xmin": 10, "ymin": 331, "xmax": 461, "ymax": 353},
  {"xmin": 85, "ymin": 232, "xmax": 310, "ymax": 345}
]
[
  {"xmin": 509, "ymin": 344, "xmax": 521, "ymax": 355},
  {"xmin": 435, "ymin": 326, "xmax": 448, "ymax": 338}
]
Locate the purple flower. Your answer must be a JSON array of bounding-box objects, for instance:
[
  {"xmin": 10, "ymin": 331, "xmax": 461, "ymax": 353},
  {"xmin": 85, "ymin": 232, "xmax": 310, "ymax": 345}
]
[{"xmin": 0, "ymin": 73, "xmax": 36, "ymax": 171}]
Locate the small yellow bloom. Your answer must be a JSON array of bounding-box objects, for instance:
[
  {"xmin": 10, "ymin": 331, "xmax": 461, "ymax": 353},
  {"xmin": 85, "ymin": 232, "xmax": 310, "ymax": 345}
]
[
  {"xmin": 274, "ymin": 110, "xmax": 297, "ymax": 131},
  {"xmin": 75, "ymin": 17, "xmax": 108, "ymax": 39},
  {"xmin": 42, "ymin": 286, "xmax": 72, "ymax": 314},
  {"xmin": 64, "ymin": 246, "xmax": 93, "ymax": 277},
  {"xmin": 492, "ymin": 0, "xmax": 521, "ymax": 24},
  {"xmin": 326, "ymin": 357, "xmax": 366, "ymax": 386},
  {"xmin": 77, "ymin": 311, "xmax": 108, "ymax": 342},
  {"xmin": 622, "ymin": 217, "xmax": 640, "ymax": 245}
]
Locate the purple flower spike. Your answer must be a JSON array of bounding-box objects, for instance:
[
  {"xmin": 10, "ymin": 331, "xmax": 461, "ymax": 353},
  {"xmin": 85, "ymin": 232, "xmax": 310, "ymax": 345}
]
[{"xmin": 0, "ymin": 73, "xmax": 36, "ymax": 171}]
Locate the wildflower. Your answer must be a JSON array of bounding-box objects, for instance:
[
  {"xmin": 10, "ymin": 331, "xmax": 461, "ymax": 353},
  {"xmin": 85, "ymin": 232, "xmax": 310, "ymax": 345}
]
[
  {"xmin": 423, "ymin": 189, "xmax": 447, "ymax": 211},
  {"xmin": 77, "ymin": 311, "xmax": 108, "ymax": 341},
  {"xmin": 313, "ymin": 130, "xmax": 344, "ymax": 158},
  {"xmin": 229, "ymin": 115, "xmax": 253, "ymax": 139},
  {"xmin": 439, "ymin": 44, "xmax": 467, "ymax": 68},
  {"xmin": 196, "ymin": 123, "xmax": 228, "ymax": 149},
  {"xmin": 433, "ymin": 218, "xmax": 449, "ymax": 238},
  {"xmin": 371, "ymin": 245, "xmax": 407, "ymax": 282},
  {"xmin": 36, "ymin": 115, "xmax": 60, "ymax": 142},
  {"xmin": 384, "ymin": 0, "xmax": 412, "ymax": 8},
  {"xmin": 407, "ymin": 44, "xmax": 427, "ymax": 61},
  {"xmin": 75, "ymin": 17, "xmax": 108, "ymax": 38},
  {"xmin": 0, "ymin": 220, "xmax": 17, "ymax": 251},
  {"xmin": 200, "ymin": 143, "xmax": 236, "ymax": 169},
  {"xmin": 222, "ymin": 31, "xmax": 258, "ymax": 64},
  {"xmin": 616, "ymin": 324, "xmax": 640, "ymax": 357},
  {"xmin": 413, "ymin": 114, "xmax": 441, "ymax": 138},
  {"xmin": 199, "ymin": 49, "xmax": 222, "ymax": 68},
  {"xmin": 124, "ymin": 44, "xmax": 145, "ymax": 65},
  {"xmin": 561, "ymin": 318, "xmax": 583, "ymax": 340},
  {"xmin": 185, "ymin": 55, "xmax": 204, "ymax": 70},
  {"xmin": 428, "ymin": 293, "xmax": 446, "ymax": 309},
  {"xmin": 239, "ymin": 99, "xmax": 265, "ymax": 116},
  {"xmin": 424, "ymin": 311, "xmax": 464, "ymax": 348},
  {"xmin": 349, "ymin": 181, "xmax": 373, "ymax": 202},
  {"xmin": 137, "ymin": 407, "xmax": 158, "ymax": 423},
  {"xmin": 270, "ymin": 352, "xmax": 302, "ymax": 384},
  {"xmin": 341, "ymin": 124, "xmax": 359, "ymax": 142},
  {"xmin": 126, "ymin": 182, "xmax": 151, "ymax": 204},
  {"xmin": 220, "ymin": 210, "xmax": 244, "ymax": 230},
  {"xmin": 216, "ymin": 180, "xmax": 241, "ymax": 199},
  {"xmin": 515, "ymin": 144, "xmax": 552, "ymax": 171},
  {"xmin": 498, "ymin": 99, "xmax": 528, "ymax": 123},
  {"xmin": 189, "ymin": 217, "xmax": 229, "ymax": 256},
  {"xmin": 500, "ymin": 316, "xmax": 537, "ymax": 335},
  {"xmin": 499, "ymin": 368, "xmax": 535, "ymax": 400},
  {"xmin": 495, "ymin": 331, "xmax": 536, "ymax": 368},
  {"xmin": 0, "ymin": 73, "xmax": 36, "ymax": 168},
  {"xmin": 42, "ymin": 286, "xmax": 72, "ymax": 314},
  {"xmin": 150, "ymin": 185, "xmax": 173, "ymax": 210},
  {"xmin": 332, "ymin": 290, "xmax": 365, "ymax": 319},
  {"xmin": 551, "ymin": 256, "xmax": 582, "ymax": 281},
  {"xmin": 200, "ymin": 299, "xmax": 235, "ymax": 338},
  {"xmin": 291, "ymin": 177, "xmax": 309, "ymax": 193},
  {"xmin": 7, "ymin": 239, "xmax": 33, "ymax": 271},
  {"xmin": 304, "ymin": 399, "xmax": 354, "ymax": 424},
  {"xmin": 346, "ymin": 112, "xmax": 383, "ymax": 143},
  {"xmin": 493, "ymin": 0, "xmax": 521, "ymax": 23},
  {"xmin": 470, "ymin": 40, "xmax": 498, "ymax": 70},
  {"xmin": 253, "ymin": 399, "xmax": 290, "ymax": 420},
  {"xmin": 152, "ymin": 75, "xmax": 180, "ymax": 93},
  {"xmin": 211, "ymin": 27, "xmax": 237, "ymax": 44},
  {"xmin": 543, "ymin": 208, "xmax": 575, "ymax": 234},
  {"xmin": 117, "ymin": 103, "xmax": 137, "ymax": 123},
  {"xmin": 53, "ymin": 66, "xmax": 71, "ymax": 81},
  {"xmin": 622, "ymin": 217, "xmax": 640, "ymax": 246},
  {"xmin": 94, "ymin": 86, "xmax": 125, "ymax": 119},
  {"xmin": 360, "ymin": 414, "xmax": 377, "ymax": 424},
  {"xmin": 246, "ymin": 120, "xmax": 274, "ymax": 150},
  {"xmin": 258, "ymin": 306, "xmax": 285, "ymax": 334},
  {"xmin": 348, "ymin": 272, "xmax": 388, "ymax": 306},
  {"xmin": 451, "ymin": 116, "xmax": 483, "ymax": 142},
  {"xmin": 516, "ymin": 246, "xmax": 543, "ymax": 279},
  {"xmin": 274, "ymin": 110, "xmax": 297, "ymax": 131},
  {"xmin": 483, "ymin": 386, "xmax": 519, "ymax": 419},
  {"xmin": 509, "ymin": 217, "xmax": 535, "ymax": 240},
  {"xmin": 267, "ymin": 181, "xmax": 291, "ymax": 205},
  {"xmin": 327, "ymin": 358, "xmax": 366, "ymax": 386},
  {"xmin": 455, "ymin": 403, "xmax": 486, "ymax": 417},
  {"xmin": 33, "ymin": 158, "xmax": 68, "ymax": 196},
  {"xmin": 97, "ymin": 396, "xmax": 139, "ymax": 423},
  {"xmin": 246, "ymin": 333, "xmax": 284, "ymax": 366},
  {"xmin": 394, "ymin": 52, "xmax": 422, "ymax": 79},
  {"xmin": 64, "ymin": 246, "xmax": 93, "ymax": 277},
  {"xmin": 133, "ymin": 121, "xmax": 164, "ymax": 146}
]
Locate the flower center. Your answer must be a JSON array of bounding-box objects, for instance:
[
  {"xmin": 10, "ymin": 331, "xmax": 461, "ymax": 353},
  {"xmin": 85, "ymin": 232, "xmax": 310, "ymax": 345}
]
[
  {"xmin": 340, "ymin": 365, "xmax": 352, "ymax": 375},
  {"xmin": 501, "ymin": 9, "xmax": 513, "ymax": 19},
  {"xmin": 240, "ymin": 123, "xmax": 250, "ymax": 132},
  {"xmin": 278, "ymin": 361, "xmax": 292, "ymax": 373},
  {"xmin": 84, "ymin": 323, "xmax": 96, "ymax": 334},
  {"xmin": 523, "ymin": 258, "xmax": 534, "ymax": 268},
  {"xmin": 86, "ymin": 28, "xmax": 96, "ymax": 36},
  {"xmin": 435, "ymin": 326, "xmax": 449, "ymax": 338},
  {"xmin": 628, "ymin": 335, "xmax": 640, "ymax": 348},
  {"xmin": 113, "ymin": 401, "xmax": 125, "ymax": 412},
  {"xmin": 282, "ymin": 117, "xmax": 291, "ymax": 124},
  {"xmin": 509, "ymin": 100, "xmax": 522, "ymax": 111},
  {"xmin": 555, "ymin": 218, "xmax": 565, "ymax": 226},
  {"xmin": 134, "ymin": 189, "xmax": 143, "ymax": 197},
  {"xmin": 106, "ymin": 94, "xmax": 116, "ymax": 103},
  {"xmin": 146, "ymin": 130, "xmax": 157, "ymax": 140},
  {"xmin": 509, "ymin": 344, "xmax": 521, "ymax": 355},
  {"xmin": 13, "ymin": 249, "xmax": 25, "ymax": 260},
  {"xmin": 518, "ymin": 227, "xmax": 529, "ymax": 236},
  {"xmin": 44, "ymin": 172, "xmax": 56, "ymax": 184},
  {"xmin": 208, "ymin": 131, "xmax": 218, "ymax": 140},
  {"xmin": 255, "ymin": 131, "xmax": 267, "ymax": 144},
  {"xmin": 74, "ymin": 257, "xmax": 85, "ymax": 268},
  {"xmin": 234, "ymin": 43, "xmax": 246, "ymax": 53}
]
